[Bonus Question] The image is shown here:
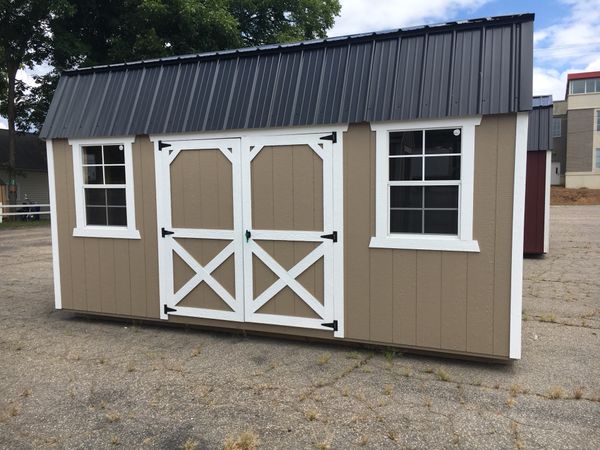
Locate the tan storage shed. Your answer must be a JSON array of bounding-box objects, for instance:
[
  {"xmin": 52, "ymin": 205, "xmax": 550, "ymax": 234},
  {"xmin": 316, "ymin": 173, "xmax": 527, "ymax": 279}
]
[{"xmin": 41, "ymin": 14, "xmax": 534, "ymax": 361}]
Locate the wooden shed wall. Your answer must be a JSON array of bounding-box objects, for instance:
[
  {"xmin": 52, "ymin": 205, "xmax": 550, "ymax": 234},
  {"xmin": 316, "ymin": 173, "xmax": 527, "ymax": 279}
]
[
  {"xmin": 51, "ymin": 113, "xmax": 516, "ymax": 358},
  {"xmin": 342, "ymin": 115, "xmax": 516, "ymax": 358}
]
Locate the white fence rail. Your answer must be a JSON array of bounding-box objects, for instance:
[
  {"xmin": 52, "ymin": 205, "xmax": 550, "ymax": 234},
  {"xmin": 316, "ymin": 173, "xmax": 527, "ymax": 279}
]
[{"xmin": 0, "ymin": 203, "xmax": 51, "ymax": 223}]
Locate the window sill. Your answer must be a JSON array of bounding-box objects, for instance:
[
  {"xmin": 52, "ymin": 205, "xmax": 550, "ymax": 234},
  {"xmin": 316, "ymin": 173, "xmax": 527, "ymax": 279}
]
[
  {"xmin": 369, "ymin": 236, "xmax": 480, "ymax": 252},
  {"xmin": 73, "ymin": 227, "xmax": 141, "ymax": 240}
]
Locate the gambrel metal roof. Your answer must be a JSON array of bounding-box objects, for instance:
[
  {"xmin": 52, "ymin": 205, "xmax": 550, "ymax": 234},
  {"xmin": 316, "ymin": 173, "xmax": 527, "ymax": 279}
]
[
  {"xmin": 40, "ymin": 13, "xmax": 534, "ymax": 139},
  {"xmin": 527, "ymin": 95, "xmax": 553, "ymax": 151}
]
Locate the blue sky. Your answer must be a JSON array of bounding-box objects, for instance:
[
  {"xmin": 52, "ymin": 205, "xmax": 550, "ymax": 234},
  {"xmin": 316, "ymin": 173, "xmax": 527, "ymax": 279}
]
[{"xmin": 2, "ymin": 0, "xmax": 599, "ymax": 129}]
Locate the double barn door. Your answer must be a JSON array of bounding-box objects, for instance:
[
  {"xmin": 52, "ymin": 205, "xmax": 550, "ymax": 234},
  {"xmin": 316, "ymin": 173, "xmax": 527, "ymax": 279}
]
[{"xmin": 156, "ymin": 132, "xmax": 342, "ymax": 334}]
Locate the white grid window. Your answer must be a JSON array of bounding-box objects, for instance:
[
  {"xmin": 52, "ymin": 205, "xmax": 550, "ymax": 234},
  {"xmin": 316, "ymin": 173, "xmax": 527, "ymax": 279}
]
[
  {"xmin": 70, "ymin": 137, "xmax": 140, "ymax": 239},
  {"xmin": 596, "ymin": 110, "xmax": 600, "ymax": 132},
  {"xmin": 370, "ymin": 117, "xmax": 481, "ymax": 252},
  {"xmin": 388, "ymin": 129, "xmax": 461, "ymax": 235},
  {"xmin": 596, "ymin": 148, "xmax": 600, "ymax": 170}
]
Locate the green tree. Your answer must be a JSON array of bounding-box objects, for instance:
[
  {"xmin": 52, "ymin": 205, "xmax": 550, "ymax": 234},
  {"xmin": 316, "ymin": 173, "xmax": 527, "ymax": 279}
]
[
  {"xmin": 0, "ymin": 0, "xmax": 67, "ymax": 205},
  {"xmin": 14, "ymin": 0, "xmax": 341, "ymax": 132},
  {"xmin": 229, "ymin": 0, "xmax": 341, "ymax": 46}
]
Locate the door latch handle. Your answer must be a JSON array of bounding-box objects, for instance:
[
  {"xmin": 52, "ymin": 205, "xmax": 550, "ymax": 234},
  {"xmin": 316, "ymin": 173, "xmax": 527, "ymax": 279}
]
[{"xmin": 245, "ymin": 230, "xmax": 251, "ymax": 242}]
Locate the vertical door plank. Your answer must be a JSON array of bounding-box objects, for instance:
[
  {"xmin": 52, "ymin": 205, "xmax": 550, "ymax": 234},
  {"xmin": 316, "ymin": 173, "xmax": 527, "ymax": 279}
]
[
  {"xmin": 440, "ymin": 252, "xmax": 468, "ymax": 351},
  {"xmin": 393, "ymin": 250, "xmax": 417, "ymax": 345}
]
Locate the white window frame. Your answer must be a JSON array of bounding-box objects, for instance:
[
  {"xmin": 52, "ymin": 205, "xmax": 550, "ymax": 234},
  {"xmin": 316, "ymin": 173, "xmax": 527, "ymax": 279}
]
[
  {"xmin": 69, "ymin": 137, "xmax": 140, "ymax": 239},
  {"xmin": 369, "ymin": 117, "xmax": 481, "ymax": 252}
]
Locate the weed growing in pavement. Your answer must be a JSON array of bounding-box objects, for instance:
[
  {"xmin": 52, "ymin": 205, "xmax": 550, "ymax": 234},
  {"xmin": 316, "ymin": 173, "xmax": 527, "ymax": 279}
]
[
  {"xmin": 224, "ymin": 432, "xmax": 259, "ymax": 450},
  {"xmin": 435, "ymin": 368, "xmax": 451, "ymax": 382},
  {"xmin": 547, "ymin": 386, "xmax": 565, "ymax": 399},
  {"xmin": 317, "ymin": 353, "xmax": 331, "ymax": 365}
]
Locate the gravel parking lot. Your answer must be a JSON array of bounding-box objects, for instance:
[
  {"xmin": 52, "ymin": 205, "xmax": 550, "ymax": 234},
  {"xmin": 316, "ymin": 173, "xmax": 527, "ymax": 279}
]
[{"xmin": 1, "ymin": 206, "xmax": 599, "ymax": 449}]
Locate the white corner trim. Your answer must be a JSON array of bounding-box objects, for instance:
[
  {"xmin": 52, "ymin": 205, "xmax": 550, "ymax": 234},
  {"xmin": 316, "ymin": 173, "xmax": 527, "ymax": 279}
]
[
  {"xmin": 69, "ymin": 137, "xmax": 140, "ymax": 239},
  {"xmin": 369, "ymin": 236, "xmax": 480, "ymax": 252},
  {"xmin": 370, "ymin": 116, "xmax": 482, "ymax": 252},
  {"xmin": 544, "ymin": 150, "xmax": 551, "ymax": 254},
  {"xmin": 46, "ymin": 140, "xmax": 62, "ymax": 309},
  {"xmin": 510, "ymin": 112, "xmax": 529, "ymax": 359}
]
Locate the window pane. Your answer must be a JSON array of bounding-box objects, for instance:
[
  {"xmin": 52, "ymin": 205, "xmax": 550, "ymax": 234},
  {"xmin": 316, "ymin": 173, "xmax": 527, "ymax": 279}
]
[
  {"xmin": 425, "ymin": 129, "xmax": 461, "ymax": 154},
  {"xmin": 104, "ymin": 166, "xmax": 126, "ymax": 184},
  {"xmin": 107, "ymin": 207, "xmax": 127, "ymax": 226},
  {"xmin": 424, "ymin": 155, "xmax": 460, "ymax": 180},
  {"xmin": 104, "ymin": 144, "xmax": 125, "ymax": 164},
  {"xmin": 82, "ymin": 146, "xmax": 102, "ymax": 164},
  {"xmin": 390, "ymin": 131, "xmax": 423, "ymax": 156},
  {"xmin": 86, "ymin": 206, "xmax": 107, "ymax": 225},
  {"xmin": 596, "ymin": 149, "xmax": 600, "ymax": 169},
  {"xmin": 83, "ymin": 166, "xmax": 103, "ymax": 184},
  {"xmin": 106, "ymin": 188, "xmax": 126, "ymax": 206},
  {"xmin": 585, "ymin": 79, "xmax": 596, "ymax": 93},
  {"xmin": 424, "ymin": 210, "xmax": 458, "ymax": 234},
  {"xmin": 390, "ymin": 186, "xmax": 422, "ymax": 208},
  {"xmin": 390, "ymin": 209, "xmax": 422, "ymax": 233},
  {"xmin": 85, "ymin": 188, "xmax": 106, "ymax": 206},
  {"xmin": 389, "ymin": 157, "xmax": 422, "ymax": 181},
  {"xmin": 571, "ymin": 79, "xmax": 585, "ymax": 94},
  {"xmin": 424, "ymin": 186, "xmax": 459, "ymax": 208}
]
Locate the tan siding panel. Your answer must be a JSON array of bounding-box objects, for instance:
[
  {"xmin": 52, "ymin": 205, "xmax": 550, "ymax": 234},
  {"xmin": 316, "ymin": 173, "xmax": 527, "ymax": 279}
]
[
  {"xmin": 440, "ymin": 252, "xmax": 468, "ymax": 351},
  {"xmin": 416, "ymin": 251, "xmax": 442, "ymax": 349},
  {"xmin": 369, "ymin": 249, "xmax": 394, "ymax": 343},
  {"xmin": 53, "ymin": 140, "xmax": 73, "ymax": 310},
  {"xmin": 392, "ymin": 250, "xmax": 417, "ymax": 345},
  {"xmin": 129, "ymin": 139, "xmax": 147, "ymax": 317},
  {"xmin": 83, "ymin": 239, "xmax": 101, "ymax": 311},
  {"xmin": 140, "ymin": 137, "xmax": 160, "ymax": 318},
  {"xmin": 98, "ymin": 240, "xmax": 116, "ymax": 313},
  {"xmin": 467, "ymin": 116, "xmax": 498, "ymax": 355},
  {"xmin": 493, "ymin": 116, "xmax": 516, "ymax": 356},
  {"xmin": 343, "ymin": 123, "xmax": 372, "ymax": 341}
]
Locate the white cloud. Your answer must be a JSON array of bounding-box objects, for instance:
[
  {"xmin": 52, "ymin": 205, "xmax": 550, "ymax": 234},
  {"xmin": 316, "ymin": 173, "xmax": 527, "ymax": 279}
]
[
  {"xmin": 329, "ymin": 0, "xmax": 490, "ymax": 36},
  {"xmin": 0, "ymin": 118, "xmax": 7, "ymax": 129},
  {"xmin": 534, "ymin": 0, "xmax": 600, "ymax": 67}
]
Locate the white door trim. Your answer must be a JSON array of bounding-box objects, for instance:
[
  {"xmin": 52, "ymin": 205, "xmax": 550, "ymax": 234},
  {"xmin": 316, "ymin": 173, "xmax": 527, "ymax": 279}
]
[
  {"xmin": 154, "ymin": 138, "xmax": 244, "ymax": 322},
  {"xmin": 152, "ymin": 125, "xmax": 346, "ymax": 337}
]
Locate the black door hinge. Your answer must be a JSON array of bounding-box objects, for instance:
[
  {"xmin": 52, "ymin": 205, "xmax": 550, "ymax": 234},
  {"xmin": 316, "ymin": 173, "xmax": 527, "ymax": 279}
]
[
  {"xmin": 320, "ymin": 132, "xmax": 337, "ymax": 143},
  {"xmin": 321, "ymin": 320, "xmax": 338, "ymax": 331},
  {"xmin": 158, "ymin": 141, "xmax": 171, "ymax": 151},
  {"xmin": 164, "ymin": 305, "xmax": 177, "ymax": 314},
  {"xmin": 161, "ymin": 227, "xmax": 175, "ymax": 238},
  {"xmin": 320, "ymin": 231, "xmax": 337, "ymax": 242}
]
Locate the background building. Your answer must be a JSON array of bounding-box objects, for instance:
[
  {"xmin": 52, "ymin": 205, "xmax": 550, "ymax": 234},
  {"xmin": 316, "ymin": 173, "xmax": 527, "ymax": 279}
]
[
  {"xmin": 553, "ymin": 71, "xmax": 600, "ymax": 188},
  {"xmin": 0, "ymin": 130, "xmax": 49, "ymax": 205}
]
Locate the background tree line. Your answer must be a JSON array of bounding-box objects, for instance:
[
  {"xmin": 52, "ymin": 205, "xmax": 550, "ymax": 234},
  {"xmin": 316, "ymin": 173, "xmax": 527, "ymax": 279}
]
[{"xmin": 0, "ymin": 0, "xmax": 340, "ymax": 204}]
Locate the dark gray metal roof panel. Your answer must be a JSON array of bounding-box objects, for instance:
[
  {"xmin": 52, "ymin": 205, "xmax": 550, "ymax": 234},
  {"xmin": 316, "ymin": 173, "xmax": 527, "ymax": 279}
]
[
  {"xmin": 528, "ymin": 95, "xmax": 553, "ymax": 151},
  {"xmin": 40, "ymin": 13, "xmax": 535, "ymax": 139}
]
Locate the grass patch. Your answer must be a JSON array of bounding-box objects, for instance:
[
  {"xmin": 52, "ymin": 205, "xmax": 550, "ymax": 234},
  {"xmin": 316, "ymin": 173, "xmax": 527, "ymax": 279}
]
[
  {"xmin": 383, "ymin": 384, "xmax": 393, "ymax": 396},
  {"xmin": 111, "ymin": 436, "xmax": 120, "ymax": 446},
  {"xmin": 191, "ymin": 345, "xmax": 203, "ymax": 357},
  {"xmin": 224, "ymin": 432, "xmax": 259, "ymax": 450},
  {"xmin": 505, "ymin": 397, "xmax": 517, "ymax": 408},
  {"xmin": 305, "ymin": 409, "xmax": 319, "ymax": 421},
  {"xmin": 547, "ymin": 386, "xmax": 565, "ymax": 399},
  {"xmin": 314, "ymin": 440, "xmax": 331, "ymax": 450},
  {"xmin": 435, "ymin": 368, "xmax": 451, "ymax": 382},
  {"xmin": 105, "ymin": 411, "xmax": 121, "ymax": 423},
  {"xmin": 317, "ymin": 353, "xmax": 331, "ymax": 365},
  {"xmin": 509, "ymin": 384, "xmax": 524, "ymax": 397},
  {"xmin": 539, "ymin": 314, "xmax": 557, "ymax": 323},
  {"xmin": 181, "ymin": 438, "xmax": 198, "ymax": 450},
  {"xmin": 386, "ymin": 430, "xmax": 399, "ymax": 441},
  {"xmin": 573, "ymin": 387, "xmax": 584, "ymax": 400}
]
